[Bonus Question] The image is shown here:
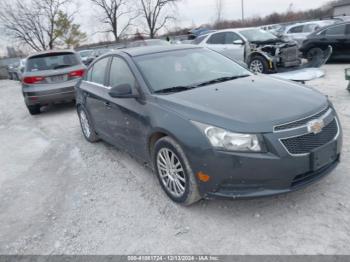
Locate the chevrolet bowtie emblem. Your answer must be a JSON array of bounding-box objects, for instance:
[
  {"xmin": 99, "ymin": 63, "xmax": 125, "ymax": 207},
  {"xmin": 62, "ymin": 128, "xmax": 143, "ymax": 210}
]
[{"xmin": 307, "ymin": 119, "xmax": 325, "ymax": 134}]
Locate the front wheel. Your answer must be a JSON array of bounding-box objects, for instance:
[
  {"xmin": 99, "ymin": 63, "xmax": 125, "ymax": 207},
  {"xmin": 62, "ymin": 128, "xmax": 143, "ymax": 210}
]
[
  {"xmin": 78, "ymin": 106, "xmax": 99, "ymax": 143},
  {"xmin": 153, "ymin": 137, "xmax": 201, "ymax": 206},
  {"xmin": 306, "ymin": 47, "xmax": 323, "ymax": 61},
  {"xmin": 249, "ymin": 57, "xmax": 269, "ymax": 74}
]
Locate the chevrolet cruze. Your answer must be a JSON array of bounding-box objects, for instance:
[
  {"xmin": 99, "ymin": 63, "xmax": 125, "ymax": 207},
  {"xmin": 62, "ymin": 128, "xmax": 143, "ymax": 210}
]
[{"xmin": 75, "ymin": 45, "xmax": 342, "ymax": 205}]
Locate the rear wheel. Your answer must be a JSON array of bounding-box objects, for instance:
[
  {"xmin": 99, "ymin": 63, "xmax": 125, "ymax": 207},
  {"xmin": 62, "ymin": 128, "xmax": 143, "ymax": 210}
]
[
  {"xmin": 153, "ymin": 136, "xmax": 201, "ymax": 206},
  {"xmin": 78, "ymin": 106, "xmax": 99, "ymax": 142},
  {"xmin": 249, "ymin": 56, "xmax": 269, "ymax": 74},
  {"xmin": 27, "ymin": 105, "xmax": 41, "ymax": 115}
]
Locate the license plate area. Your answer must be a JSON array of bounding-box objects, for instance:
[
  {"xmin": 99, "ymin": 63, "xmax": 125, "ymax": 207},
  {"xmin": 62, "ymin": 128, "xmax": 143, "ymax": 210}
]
[
  {"xmin": 50, "ymin": 74, "xmax": 67, "ymax": 83},
  {"xmin": 310, "ymin": 141, "xmax": 337, "ymax": 171}
]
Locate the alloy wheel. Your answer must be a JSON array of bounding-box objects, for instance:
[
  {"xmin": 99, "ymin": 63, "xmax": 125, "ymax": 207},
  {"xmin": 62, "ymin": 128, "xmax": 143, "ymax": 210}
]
[
  {"xmin": 79, "ymin": 110, "xmax": 91, "ymax": 138},
  {"xmin": 157, "ymin": 148, "xmax": 186, "ymax": 197},
  {"xmin": 250, "ymin": 59, "xmax": 264, "ymax": 73}
]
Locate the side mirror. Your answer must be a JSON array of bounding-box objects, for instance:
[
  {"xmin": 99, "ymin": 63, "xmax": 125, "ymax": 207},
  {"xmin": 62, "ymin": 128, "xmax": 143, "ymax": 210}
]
[
  {"xmin": 233, "ymin": 39, "xmax": 244, "ymax": 45},
  {"xmin": 108, "ymin": 84, "xmax": 138, "ymax": 98}
]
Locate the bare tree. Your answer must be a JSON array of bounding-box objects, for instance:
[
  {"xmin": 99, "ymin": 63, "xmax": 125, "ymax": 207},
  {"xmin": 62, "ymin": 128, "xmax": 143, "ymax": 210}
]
[
  {"xmin": 35, "ymin": 0, "xmax": 71, "ymax": 49},
  {"xmin": 90, "ymin": 0, "xmax": 137, "ymax": 41},
  {"xmin": 139, "ymin": 0, "xmax": 178, "ymax": 38},
  {"xmin": 0, "ymin": 0, "xmax": 72, "ymax": 51},
  {"xmin": 215, "ymin": 0, "xmax": 224, "ymax": 25}
]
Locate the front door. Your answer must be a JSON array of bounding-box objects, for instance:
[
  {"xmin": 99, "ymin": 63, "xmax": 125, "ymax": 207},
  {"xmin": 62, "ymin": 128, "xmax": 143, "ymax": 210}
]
[{"xmin": 105, "ymin": 56, "xmax": 149, "ymax": 158}]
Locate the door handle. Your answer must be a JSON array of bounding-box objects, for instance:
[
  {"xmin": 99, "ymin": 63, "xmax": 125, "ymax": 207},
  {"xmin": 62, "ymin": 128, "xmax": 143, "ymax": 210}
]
[{"xmin": 104, "ymin": 101, "xmax": 112, "ymax": 109}]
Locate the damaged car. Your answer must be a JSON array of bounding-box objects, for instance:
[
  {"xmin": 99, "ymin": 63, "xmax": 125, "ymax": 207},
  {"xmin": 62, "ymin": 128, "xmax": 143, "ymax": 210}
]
[{"xmin": 197, "ymin": 28, "xmax": 310, "ymax": 74}]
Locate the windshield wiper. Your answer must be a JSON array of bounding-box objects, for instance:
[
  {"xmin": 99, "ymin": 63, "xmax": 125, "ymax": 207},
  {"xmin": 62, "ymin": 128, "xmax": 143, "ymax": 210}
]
[
  {"xmin": 153, "ymin": 85, "xmax": 197, "ymax": 94},
  {"xmin": 154, "ymin": 75, "xmax": 250, "ymax": 94},
  {"xmin": 196, "ymin": 75, "xmax": 250, "ymax": 87}
]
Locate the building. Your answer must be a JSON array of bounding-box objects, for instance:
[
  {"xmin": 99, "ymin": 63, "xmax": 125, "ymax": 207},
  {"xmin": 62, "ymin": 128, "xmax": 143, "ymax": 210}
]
[{"xmin": 333, "ymin": 0, "xmax": 350, "ymax": 16}]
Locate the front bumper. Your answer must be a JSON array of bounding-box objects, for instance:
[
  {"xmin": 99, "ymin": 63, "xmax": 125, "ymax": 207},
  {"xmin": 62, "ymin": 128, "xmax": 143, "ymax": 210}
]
[{"xmin": 187, "ymin": 113, "xmax": 343, "ymax": 199}]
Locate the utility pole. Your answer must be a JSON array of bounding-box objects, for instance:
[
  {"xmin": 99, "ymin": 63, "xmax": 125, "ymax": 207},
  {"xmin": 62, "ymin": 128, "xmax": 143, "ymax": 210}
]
[{"xmin": 241, "ymin": 0, "xmax": 245, "ymax": 22}]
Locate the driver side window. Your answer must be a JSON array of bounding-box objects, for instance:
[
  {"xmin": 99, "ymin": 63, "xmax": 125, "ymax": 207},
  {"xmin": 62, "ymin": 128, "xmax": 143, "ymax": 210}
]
[
  {"xmin": 109, "ymin": 57, "xmax": 137, "ymax": 89},
  {"xmin": 207, "ymin": 32, "xmax": 242, "ymax": 45}
]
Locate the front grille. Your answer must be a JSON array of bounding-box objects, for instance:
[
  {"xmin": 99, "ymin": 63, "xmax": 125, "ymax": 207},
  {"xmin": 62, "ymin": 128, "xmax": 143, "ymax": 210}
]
[
  {"xmin": 281, "ymin": 119, "xmax": 338, "ymax": 155},
  {"xmin": 280, "ymin": 46, "xmax": 299, "ymax": 62},
  {"xmin": 275, "ymin": 107, "xmax": 330, "ymax": 131}
]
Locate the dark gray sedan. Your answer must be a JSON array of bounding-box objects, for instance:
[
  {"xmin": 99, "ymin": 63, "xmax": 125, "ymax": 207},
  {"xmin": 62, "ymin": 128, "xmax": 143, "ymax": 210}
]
[{"xmin": 75, "ymin": 45, "xmax": 342, "ymax": 205}]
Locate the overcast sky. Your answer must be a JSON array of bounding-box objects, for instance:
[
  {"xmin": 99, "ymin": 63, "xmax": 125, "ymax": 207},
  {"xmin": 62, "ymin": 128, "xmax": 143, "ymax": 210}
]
[{"xmin": 0, "ymin": 0, "xmax": 330, "ymax": 56}]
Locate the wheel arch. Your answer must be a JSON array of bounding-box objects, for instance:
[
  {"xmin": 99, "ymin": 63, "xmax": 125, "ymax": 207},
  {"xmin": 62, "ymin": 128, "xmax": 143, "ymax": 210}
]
[{"xmin": 247, "ymin": 51, "xmax": 272, "ymax": 64}]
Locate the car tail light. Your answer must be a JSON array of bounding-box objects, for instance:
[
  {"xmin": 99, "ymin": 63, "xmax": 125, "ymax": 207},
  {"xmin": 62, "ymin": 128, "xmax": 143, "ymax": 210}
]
[
  {"xmin": 68, "ymin": 69, "xmax": 85, "ymax": 78},
  {"xmin": 22, "ymin": 76, "xmax": 45, "ymax": 84}
]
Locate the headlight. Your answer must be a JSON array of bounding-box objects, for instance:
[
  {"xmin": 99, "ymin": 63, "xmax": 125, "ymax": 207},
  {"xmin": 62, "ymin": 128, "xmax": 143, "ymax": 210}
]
[{"xmin": 193, "ymin": 122, "xmax": 262, "ymax": 152}]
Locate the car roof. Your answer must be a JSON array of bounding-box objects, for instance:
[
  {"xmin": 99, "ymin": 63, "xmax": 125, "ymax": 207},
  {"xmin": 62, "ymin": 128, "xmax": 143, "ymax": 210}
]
[
  {"xmin": 312, "ymin": 21, "xmax": 350, "ymax": 33},
  {"xmin": 322, "ymin": 21, "xmax": 349, "ymax": 28},
  {"xmin": 285, "ymin": 20, "xmax": 335, "ymax": 28},
  {"xmin": 210, "ymin": 27, "xmax": 259, "ymax": 33},
  {"xmin": 113, "ymin": 44, "xmax": 202, "ymax": 57},
  {"xmin": 27, "ymin": 49, "xmax": 76, "ymax": 59}
]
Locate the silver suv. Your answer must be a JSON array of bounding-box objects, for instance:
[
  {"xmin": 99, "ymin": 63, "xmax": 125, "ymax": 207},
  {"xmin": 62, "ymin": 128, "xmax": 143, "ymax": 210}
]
[{"xmin": 22, "ymin": 50, "xmax": 86, "ymax": 115}]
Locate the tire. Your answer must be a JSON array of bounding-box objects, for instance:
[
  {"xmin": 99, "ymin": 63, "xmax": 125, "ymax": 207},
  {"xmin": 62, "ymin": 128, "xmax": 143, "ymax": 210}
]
[
  {"xmin": 153, "ymin": 136, "xmax": 201, "ymax": 206},
  {"xmin": 77, "ymin": 106, "xmax": 99, "ymax": 143},
  {"xmin": 249, "ymin": 56, "xmax": 269, "ymax": 74},
  {"xmin": 306, "ymin": 47, "xmax": 323, "ymax": 61},
  {"xmin": 27, "ymin": 105, "xmax": 41, "ymax": 115}
]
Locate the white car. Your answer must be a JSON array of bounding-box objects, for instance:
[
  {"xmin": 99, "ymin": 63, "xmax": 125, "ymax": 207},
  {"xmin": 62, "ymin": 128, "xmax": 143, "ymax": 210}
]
[
  {"xmin": 196, "ymin": 27, "xmax": 301, "ymax": 74},
  {"xmin": 281, "ymin": 20, "xmax": 336, "ymax": 46}
]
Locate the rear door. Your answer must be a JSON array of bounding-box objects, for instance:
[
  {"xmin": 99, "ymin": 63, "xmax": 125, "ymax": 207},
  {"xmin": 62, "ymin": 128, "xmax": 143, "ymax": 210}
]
[
  {"xmin": 203, "ymin": 32, "xmax": 245, "ymax": 61},
  {"xmin": 81, "ymin": 57, "xmax": 112, "ymax": 138}
]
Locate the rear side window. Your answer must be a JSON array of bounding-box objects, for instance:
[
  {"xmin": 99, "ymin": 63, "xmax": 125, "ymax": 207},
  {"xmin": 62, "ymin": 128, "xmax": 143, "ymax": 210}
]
[
  {"xmin": 288, "ymin": 25, "xmax": 303, "ymax": 33},
  {"xmin": 26, "ymin": 52, "xmax": 79, "ymax": 72},
  {"xmin": 303, "ymin": 24, "xmax": 318, "ymax": 33},
  {"xmin": 109, "ymin": 57, "xmax": 136, "ymax": 88},
  {"xmin": 325, "ymin": 25, "xmax": 346, "ymax": 36},
  {"xmin": 90, "ymin": 58, "xmax": 109, "ymax": 85}
]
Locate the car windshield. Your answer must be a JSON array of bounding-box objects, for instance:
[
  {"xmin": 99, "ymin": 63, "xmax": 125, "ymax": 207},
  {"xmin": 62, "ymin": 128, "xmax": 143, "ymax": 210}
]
[
  {"xmin": 240, "ymin": 29, "xmax": 278, "ymax": 42},
  {"xmin": 26, "ymin": 52, "xmax": 79, "ymax": 72},
  {"xmin": 134, "ymin": 48, "xmax": 251, "ymax": 93}
]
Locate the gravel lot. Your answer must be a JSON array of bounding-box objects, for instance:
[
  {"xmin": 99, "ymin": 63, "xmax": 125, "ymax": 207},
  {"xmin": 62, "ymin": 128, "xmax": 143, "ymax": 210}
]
[{"xmin": 0, "ymin": 64, "xmax": 349, "ymax": 255}]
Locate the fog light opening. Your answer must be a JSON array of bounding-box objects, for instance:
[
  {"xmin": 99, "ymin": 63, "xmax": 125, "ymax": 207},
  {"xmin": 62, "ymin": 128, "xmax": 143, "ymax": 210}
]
[{"xmin": 197, "ymin": 172, "xmax": 210, "ymax": 182}]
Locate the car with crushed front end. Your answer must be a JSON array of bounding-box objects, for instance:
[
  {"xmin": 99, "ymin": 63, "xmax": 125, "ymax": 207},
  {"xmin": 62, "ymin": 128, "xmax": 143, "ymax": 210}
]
[
  {"xmin": 196, "ymin": 27, "xmax": 302, "ymax": 74},
  {"xmin": 22, "ymin": 50, "xmax": 86, "ymax": 115},
  {"xmin": 76, "ymin": 45, "xmax": 342, "ymax": 205}
]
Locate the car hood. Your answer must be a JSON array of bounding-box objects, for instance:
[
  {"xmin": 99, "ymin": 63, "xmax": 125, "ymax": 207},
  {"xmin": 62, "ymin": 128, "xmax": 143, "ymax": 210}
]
[{"xmin": 155, "ymin": 75, "xmax": 328, "ymax": 133}]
